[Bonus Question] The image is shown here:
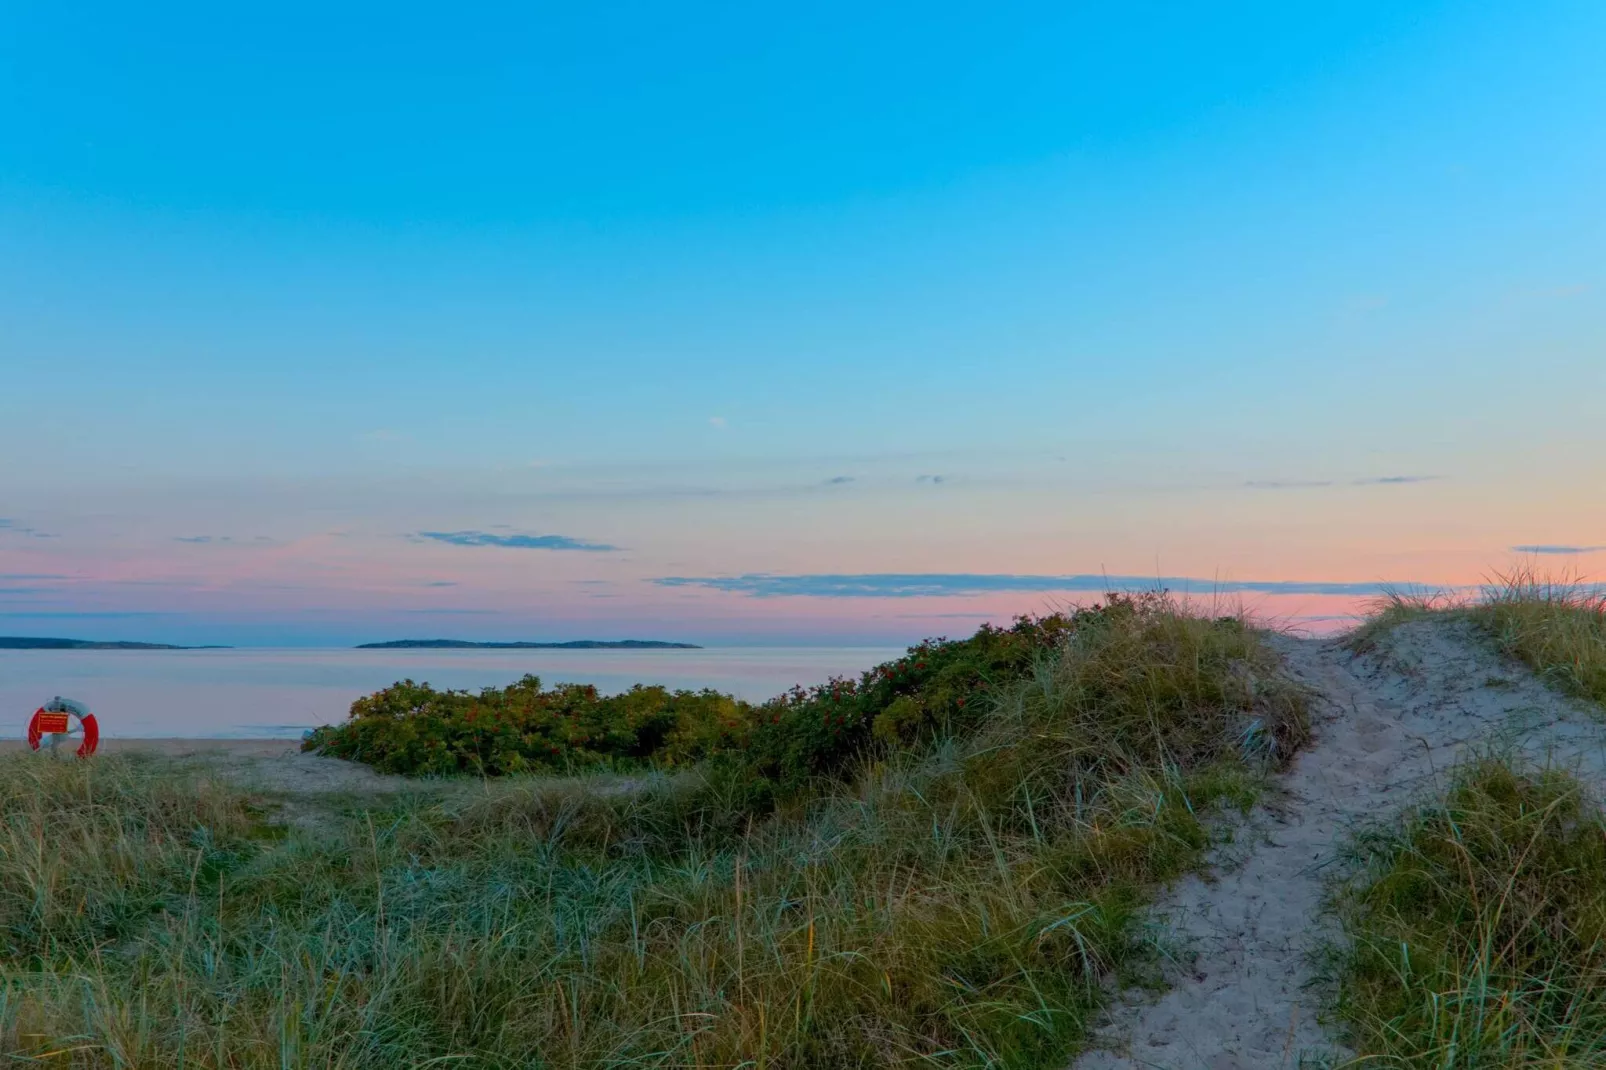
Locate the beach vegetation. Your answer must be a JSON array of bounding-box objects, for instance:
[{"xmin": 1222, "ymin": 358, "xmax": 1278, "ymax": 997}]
[
  {"xmin": 0, "ymin": 592, "xmax": 1306, "ymax": 1067},
  {"xmin": 304, "ymin": 606, "xmax": 1085, "ymax": 786},
  {"xmin": 1321, "ymin": 756, "xmax": 1606, "ymax": 1067},
  {"xmin": 1350, "ymin": 566, "xmax": 1606, "ymax": 707}
]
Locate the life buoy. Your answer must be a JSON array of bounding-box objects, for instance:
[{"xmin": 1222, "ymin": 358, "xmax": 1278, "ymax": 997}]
[{"xmin": 26, "ymin": 697, "xmax": 99, "ymax": 758}]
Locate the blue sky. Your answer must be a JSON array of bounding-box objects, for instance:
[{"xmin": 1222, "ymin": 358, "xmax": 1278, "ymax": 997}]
[{"xmin": 2, "ymin": 1, "xmax": 1602, "ymax": 644}]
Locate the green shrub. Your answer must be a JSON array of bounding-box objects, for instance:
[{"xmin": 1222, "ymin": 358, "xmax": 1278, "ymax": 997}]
[
  {"xmin": 304, "ymin": 597, "xmax": 1279, "ymax": 823},
  {"xmin": 303, "ymin": 677, "xmax": 748, "ymax": 776},
  {"xmin": 306, "ymin": 611, "xmax": 1081, "ymax": 781},
  {"xmin": 737, "ymin": 611, "xmax": 1079, "ymax": 790}
]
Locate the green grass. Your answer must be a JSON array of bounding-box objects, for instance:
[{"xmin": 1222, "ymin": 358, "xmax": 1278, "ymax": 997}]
[
  {"xmin": 0, "ymin": 595, "xmax": 1306, "ymax": 1068},
  {"xmin": 1351, "ymin": 567, "xmax": 1606, "ymax": 707},
  {"xmin": 1322, "ymin": 757, "xmax": 1606, "ymax": 1068},
  {"xmin": 1476, "ymin": 569, "xmax": 1606, "ymax": 706}
]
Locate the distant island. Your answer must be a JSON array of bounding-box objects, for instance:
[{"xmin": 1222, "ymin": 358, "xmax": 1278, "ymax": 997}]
[
  {"xmin": 0, "ymin": 637, "xmax": 231, "ymax": 650},
  {"xmin": 356, "ymin": 639, "xmax": 703, "ymax": 650}
]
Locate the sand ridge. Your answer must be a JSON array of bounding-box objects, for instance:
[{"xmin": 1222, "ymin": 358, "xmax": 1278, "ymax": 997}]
[{"xmin": 1072, "ymin": 618, "xmax": 1606, "ymax": 1069}]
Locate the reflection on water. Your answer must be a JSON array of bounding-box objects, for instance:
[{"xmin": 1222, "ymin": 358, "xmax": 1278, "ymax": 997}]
[{"xmin": 0, "ymin": 647, "xmax": 904, "ymax": 739}]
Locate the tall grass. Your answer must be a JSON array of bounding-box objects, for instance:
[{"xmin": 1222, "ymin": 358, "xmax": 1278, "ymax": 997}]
[
  {"xmin": 1476, "ymin": 567, "xmax": 1606, "ymax": 705},
  {"xmin": 0, "ymin": 596, "xmax": 1305, "ymax": 1068},
  {"xmin": 1323, "ymin": 757, "xmax": 1606, "ymax": 1067},
  {"xmin": 1351, "ymin": 567, "xmax": 1606, "ymax": 706}
]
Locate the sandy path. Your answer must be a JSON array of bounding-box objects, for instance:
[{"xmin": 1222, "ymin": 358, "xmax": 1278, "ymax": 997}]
[{"xmin": 1073, "ymin": 619, "xmax": 1606, "ymax": 1070}]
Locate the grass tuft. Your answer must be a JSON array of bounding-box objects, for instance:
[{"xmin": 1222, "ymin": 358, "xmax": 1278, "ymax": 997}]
[
  {"xmin": 1346, "ymin": 587, "xmax": 1463, "ymax": 655},
  {"xmin": 1349, "ymin": 567, "xmax": 1606, "ymax": 707},
  {"xmin": 1476, "ymin": 567, "xmax": 1606, "ymax": 705},
  {"xmin": 1323, "ymin": 756, "xmax": 1606, "ymax": 1067}
]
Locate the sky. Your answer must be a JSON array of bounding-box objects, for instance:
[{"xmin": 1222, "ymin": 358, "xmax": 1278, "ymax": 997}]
[{"xmin": 2, "ymin": 0, "xmax": 1603, "ymax": 646}]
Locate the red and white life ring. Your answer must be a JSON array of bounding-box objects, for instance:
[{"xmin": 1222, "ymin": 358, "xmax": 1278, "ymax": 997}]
[{"xmin": 26, "ymin": 698, "xmax": 99, "ymax": 758}]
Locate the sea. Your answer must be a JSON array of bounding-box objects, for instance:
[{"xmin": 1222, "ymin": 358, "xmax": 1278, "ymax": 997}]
[{"xmin": 0, "ymin": 647, "xmax": 904, "ymax": 739}]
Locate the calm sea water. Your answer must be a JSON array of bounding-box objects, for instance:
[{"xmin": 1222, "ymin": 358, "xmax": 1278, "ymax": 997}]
[{"xmin": 0, "ymin": 647, "xmax": 904, "ymax": 739}]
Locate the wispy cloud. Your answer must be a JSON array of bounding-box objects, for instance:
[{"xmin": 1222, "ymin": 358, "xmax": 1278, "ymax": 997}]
[
  {"xmin": 417, "ymin": 530, "xmax": 620, "ymax": 552},
  {"xmin": 708, "ymin": 416, "xmax": 727, "ymax": 428},
  {"xmin": 0, "ymin": 611, "xmax": 168, "ymax": 620},
  {"xmin": 422, "ymin": 580, "xmax": 460, "ymax": 587},
  {"xmin": 824, "ymin": 475, "xmax": 855, "ymax": 485},
  {"xmin": 916, "ymin": 474, "xmax": 949, "ymax": 485},
  {"xmin": 0, "ymin": 518, "xmax": 57, "ymax": 538},
  {"xmin": 1245, "ymin": 480, "xmax": 1333, "ymax": 490},
  {"xmin": 1246, "ymin": 475, "xmax": 1440, "ymax": 489},
  {"xmin": 394, "ymin": 608, "xmax": 498, "ymax": 615},
  {"xmin": 1511, "ymin": 544, "xmax": 1603, "ymax": 555},
  {"xmin": 885, "ymin": 611, "xmax": 1001, "ymax": 619},
  {"xmin": 654, "ymin": 573, "xmax": 1404, "ymax": 599},
  {"xmin": 175, "ymin": 535, "xmax": 233, "ymax": 544}
]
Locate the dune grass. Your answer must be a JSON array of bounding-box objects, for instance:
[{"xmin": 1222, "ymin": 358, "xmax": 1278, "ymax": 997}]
[
  {"xmin": 1322, "ymin": 756, "xmax": 1606, "ymax": 1068},
  {"xmin": 1474, "ymin": 569, "xmax": 1606, "ymax": 706},
  {"xmin": 0, "ymin": 596, "xmax": 1306, "ymax": 1068},
  {"xmin": 1351, "ymin": 567, "xmax": 1606, "ymax": 707}
]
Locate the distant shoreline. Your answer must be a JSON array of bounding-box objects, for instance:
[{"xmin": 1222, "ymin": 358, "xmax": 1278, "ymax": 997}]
[
  {"xmin": 0, "ymin": 637, "xmax": 231, "ymax": 650},
  {"xmin": 355, "ymin": 639, "xmax": 703, "ymax": 650}
]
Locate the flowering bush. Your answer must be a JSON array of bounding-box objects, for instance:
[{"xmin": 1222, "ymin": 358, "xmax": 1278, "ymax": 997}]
[
  {"xmin": 301, "ymin": 676, "xmax": 749, "ymax": 776},
  {"xmin": 305, "ymin": 610, "xmax": 1097, "ymax": 782}
]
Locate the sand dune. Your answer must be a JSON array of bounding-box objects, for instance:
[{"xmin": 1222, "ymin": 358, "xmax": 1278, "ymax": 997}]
[{"xmin": 1073, "ymin": 619, "xmax": 1606, "ymax": 1068}]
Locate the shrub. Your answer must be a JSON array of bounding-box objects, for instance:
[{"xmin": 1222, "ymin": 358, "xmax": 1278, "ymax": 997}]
[
  {"xmin": 728, "ymin": 610, "xmax": 1079, "ymax": 797},
  {"xmin": 304, "ymin": 596, "xmax": 1284, "ymax": 815},
  {"xmin": 302, "ymin": 677, "xmax": 749, "ymax": 776},
  {"xmin": 306, "ymin": 612, "xmax": 1082, "ymax": 780}
]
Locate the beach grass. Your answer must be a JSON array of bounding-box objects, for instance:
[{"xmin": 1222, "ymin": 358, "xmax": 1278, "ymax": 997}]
[
  {"xmin": 0, "ymin": 595, "xmax": 1305, "ymax": 1068},
  {"xmin": 1321, "ymin": 756, "xmax": 1606, "ymax": 1067},
  {"xmin": 1351, "ymin": 566, "xmax": 1606, "ymax": 707},
  {"xmin": 1473, "ymin": 567, "xmax": 1606, "ymax": 706}
]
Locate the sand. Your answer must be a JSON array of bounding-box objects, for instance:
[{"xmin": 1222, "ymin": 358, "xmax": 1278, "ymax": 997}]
[{"xmin": 1072, "ymin": 618, "xmax": 1606, "ymax": 1069}]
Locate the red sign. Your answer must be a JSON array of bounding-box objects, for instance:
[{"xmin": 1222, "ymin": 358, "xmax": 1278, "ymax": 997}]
[{"xmin": 35, "ymin": 713, "xmax": 70, "ymax": 734}]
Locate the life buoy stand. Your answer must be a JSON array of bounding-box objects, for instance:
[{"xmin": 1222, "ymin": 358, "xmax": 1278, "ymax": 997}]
[{"xmin": 26, "ymin": 697, "xmax": 99, "ymax": 758}]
